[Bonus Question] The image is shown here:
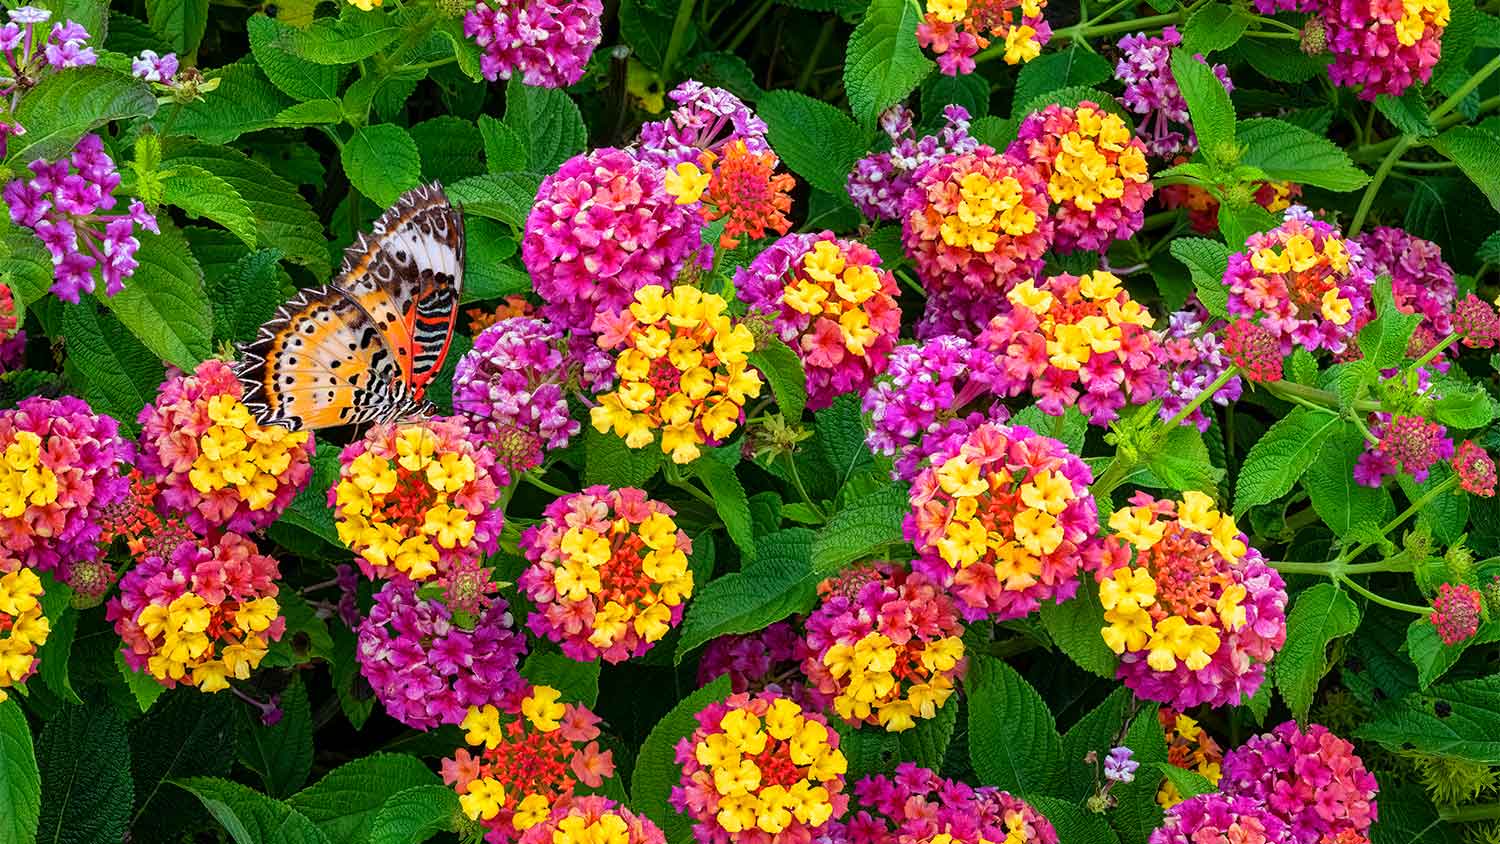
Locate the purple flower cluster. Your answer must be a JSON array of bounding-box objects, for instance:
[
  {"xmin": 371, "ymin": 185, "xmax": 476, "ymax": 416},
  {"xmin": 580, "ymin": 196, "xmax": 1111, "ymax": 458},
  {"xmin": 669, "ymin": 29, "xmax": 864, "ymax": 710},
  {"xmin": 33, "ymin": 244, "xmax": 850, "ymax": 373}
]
[
  {"xmin": 846, "ymin": 105, "xmax": 980, "ymax": 222},
  {"xmin": 696, "ymin": 620, "xmax": 820, "ymax": 707},
  {"xmin": 1115, "ymin": 28, "xmax": 1232, "ymax": 158},
  {"xmin": 356, "ymin": 579, "xmax": 528, "ymax": 731},
  {"xmin": 463, "ymin": 0, "xmax": 603, "ymax": 88},
  {"xmin": 1218, "ymin": 721, "xmax": 1379, "ymax": 844},
  {"xmin": 523, "ymin": 147, "xmax": 707, "ymax": 335},
  {"xmin": 130, "ymin": 49, "xmax": 179, "ymax": 82},
  {"xmin": 861, "ymin": 335, "xmax": 1006, "ymax": 480},
  {"xmin": 4, "ymin": 134, "xmax": 159, "ymax": 303},
  {"xmin": 1353, "ymin": 413, "xmax": 1454, "ymax": 487},
  {"xmin": 1149, "ymin": 792, "xmax": 1289, "ymax": 844},
  {"xmin": 0, "ymin": 7, "xmax": 96, "ymax": 155},
  {"xmin": 1354, "ymin": 226, "xmax": 1456, "ymax": 356},
  {"xmin": 1104, "ymin": 747, "xmax": 1139, "ymax": 783},
  {"xmin": 1158, "ymin": 306, "xmax": 1243, "ymax": 432},
  {"xmin": 841, "ymin": 763, "xmax": 1058, "ymax": 844},
  {"xmin": 452, "ymin": 317, "xmax": 611, "ymax": 464},
  {"xmin": 636, "ymin": 81, "xmax": 770, "ymax": 169}
]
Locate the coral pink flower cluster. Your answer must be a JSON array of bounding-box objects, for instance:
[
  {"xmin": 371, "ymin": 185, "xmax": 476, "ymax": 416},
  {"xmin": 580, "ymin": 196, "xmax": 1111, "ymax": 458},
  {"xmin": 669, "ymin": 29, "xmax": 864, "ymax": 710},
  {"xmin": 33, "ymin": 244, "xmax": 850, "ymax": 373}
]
[
  {"xmin": 1218, "ymin": 721, "xmax": 1379, "ymax": 844},
  {"xmin": 916, "ymin": 0, "xmax": 1051, "ymax": 75}
]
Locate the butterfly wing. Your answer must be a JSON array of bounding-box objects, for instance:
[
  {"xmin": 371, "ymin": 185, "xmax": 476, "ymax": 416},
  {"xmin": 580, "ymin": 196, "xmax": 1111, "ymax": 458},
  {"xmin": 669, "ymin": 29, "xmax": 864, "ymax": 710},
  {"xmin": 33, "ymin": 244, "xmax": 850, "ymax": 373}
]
[
  {"xmin": 332, "ymin": 182, "xmax": 465, "ymax": 399},
  {"xmin": 235, "ymin": 286, "xmax": 421, "ymax": 430}
]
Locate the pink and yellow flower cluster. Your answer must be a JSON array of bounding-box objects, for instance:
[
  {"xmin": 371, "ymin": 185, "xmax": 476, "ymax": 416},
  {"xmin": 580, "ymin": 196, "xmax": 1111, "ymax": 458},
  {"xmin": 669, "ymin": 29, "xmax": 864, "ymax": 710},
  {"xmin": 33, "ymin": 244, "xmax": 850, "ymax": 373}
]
[
  {"xmin": 443, "ymin": 686, "xmax": 616, "ymax": 843},
  {"xmin": 802, "ymin": 564, "xmax": 966, "ymax": 732},
  {"xmin": 332, "ymin": 418, "xmax": 505, "ymax": 582},
  {"xmin": 917, "ymin": 0, "xmax": 1051, "ymax": 75},
  {"xmin": 1010, "ymin": 102, "xmax": 1153, "ymax": 253},
  {"xmin": 842, "ymin": 763, "xmax": 1058, "ymax": 844},
  {"xmin": 519, "ymin": 485, "xmax": 694, "ymax": 663},
  {"xmin": 107, "ymin": 532, "xmax": 285, "ymax": 692},
  {"xmin": 137, "ymin": 359, "xmax": 313, "ymax": 534},
  {"xmin": 0, "ymin": 566, "xmax": 49, "ymax": 702},
  {"xmin": 976, "ymin": 271, "xmax": 1166, "ymax": 425},
  {"xmin": 904, "ymin": 422, "xmax": 1100, "ymax": 621},
  {"xmin": 672, "ymin": 691, "xmax": 848, "ymax": 844},
  {"xmin": 516, "ymin": 797, "xmax": 665, "ymax": 844},
  {"xmin": 591, "ymin": 285, "xmax": 762, "ymax": 464},
  {"xmin": 1100, "ymin": 491, "xmax": 1288, "ymax": 709}
]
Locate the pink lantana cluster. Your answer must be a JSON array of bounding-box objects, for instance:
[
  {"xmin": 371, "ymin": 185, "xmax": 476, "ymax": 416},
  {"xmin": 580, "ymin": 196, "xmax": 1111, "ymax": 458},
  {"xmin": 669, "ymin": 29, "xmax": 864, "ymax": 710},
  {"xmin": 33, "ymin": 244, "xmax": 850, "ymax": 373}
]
[
  {"xmin": 1324, "ymin": 0, "xmax": 1449, "ymax": 99},
  {"xmin": 975, "ymin": 271, "xmax": 1167, "ymax": 425},
  {"xmin": 1430, "ymin": 581, "xmax": 1484, "ymax": 645},
  {"xmin": 107, "ymin": 531, "xmax": 285, "ymax": 692},
  {"xmin": 1224, "ymin": 207, "xmax": 1374, "ymax": 355},
  {"xmin": 841, "ymin": 763, "xmax": 1058, "ymax": 844},
  {"xmin": 519, "ymin": 486, "xmax": 694, "ymax": 663},
  {"xmin": 356, "ymin": 578, "xmax": 528, "ymax": 730},
  {"xmin": 0, "ymin": 395, "xmax": 130, "ymax": 583},
  {"xmin": 1353, "ymin": 226, "xmax": 1456, "ymax": 358},
  {"xmin": 846, "ymin": 105, "xmax": 980, "ymax": 222},
  {"xmin": 524, "ymin": 148, "xmax": 707, "ymax": 335},
  {"xmin": 916, "ymin": 0, "xmax": 1051, "ymax": 75},
  {"xmin": 1352, "ymin": 413, "xmax": 1454, "ymax": 487},
  {"xmin": 904, "ymin": 421, "xmax": 1100, "ymax": 621},
  {"xmin": 1115, "ymin": 28, "xmax": 1232, "ymax": 158},
  {"xmin": 1149, "ymin": 792, "xmax": 1290, "ymax": 844},
  {"xmin": 1455, "ymin": 440, "xmax": 1497, "ymax": 497},
  {"xmin": 136, "ymin": 359, "xmax": 314, "ymax": 535},
  {"xmin": 1102, "ymin": 492, "xmax": 1288, "ymax": 709},
  {"xmin": 463, "ymin": 0, "xmax": 602, "ymax": 88},
  {"xmin": 802, "ymin": 564, "xmax": 966, "ymax": 732},
  {"xmin": 4, "ymin": 133, "xmax": 158, "ymax": 303},
  {"xmin": 736, "ymin": 232, "xmax": 901, "ymax": 411},
  {"xmin": 1009, "ymin": 102, "xmax": 1154, "ymax": 252},
  {"xmin": 1218, "ymin": 721, "xmax": 1379, "ymax": 844}
]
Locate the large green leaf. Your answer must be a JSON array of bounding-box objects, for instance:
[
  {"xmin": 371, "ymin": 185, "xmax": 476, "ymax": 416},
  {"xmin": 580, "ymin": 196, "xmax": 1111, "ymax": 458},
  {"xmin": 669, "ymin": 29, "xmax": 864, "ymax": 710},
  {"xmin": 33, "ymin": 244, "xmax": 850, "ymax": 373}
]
[
  {"xmin": 162, "ymin": 164, "xmax": 260, "ymax": 248},
  {"xmin": 145, "ymin": 0, "xmax": 208, "ymax": 55},
  {"xmin": 843, "ymin": 0, "xmax": 934, "ymax": 126},
  {"xmin": 758, "ymin": 90, "xmax": 872, "ymax": 200},
  {"xmin": 247, "ymin": 14, "xmax": 345, "ymax": 102},
  {"xmin": 237, "ymin": 678, "xmax": 314, "ymax": 798},
  {"xmin": 1431, "ymin": 126, "xmax": 1500, "ymax": 213},
  {"xmin": 1233, "ymin": 407, "xmax": 1343, "ymax": 514},
  {"xmin": 1358, "ymin": 278, "xmax": 1423, "ymax": 369},
  {"xmin": 158, "ymin": 62, "xmax": 296, "ymax": 145},
  {"xmin": 522, "ymin": 651, "xmax": 602, "ymax": 707},
  {"xmin": 1277, "ymin": 583, "xmax": 1362, "ymax": 722},
  {"xmin": 809, "ymin": 483, "xmax": 908, "ymax": 574},
  {"xmin": 1170, "ymin": 49, "xmax": 1235, "ymax": 166},
  {"xmin": 582, "ymin": 425, "xmax": 663, "ymax": 488},
  {"xmin": 61, "ymin": 301, "xmax": 164, "ymax": 428},
  {"xmin": 1039, "ymin": 578, "xmax": 1117, "ymax": 679},
  {"xmin": 675, "ymin": 529, "xmax": 818, "ymax": 661},
  {"xmin": 177, "ymin": 777, "xmax": 330, "ymax": 844},
  {"xmin": 1012, "ymin": 48, "xmax": 1112, "ymax": 115},
  {"xmin": 693, "ymin": 458, "xmax": 756, "ymax": 557},
  {"xmin": 967, "ymin": 655, "xmax": 1061, "ymax": 795},
  {"xmin": 7, "ymin": 68, "xmax": 156, "ymax": 165},
  {"xmin": 368, "ymin": 786, "xmax": 463, "ymax": 844},
  {"xmin": 1236, "ymin": 118, "xmax": 1369, "ymax": 192},
  {"xmin": 503, "ymin": 77, "xmax": 588, "ymax": 173},
  {"xmin": 286, "ymin": 754, "xmax": 442, "ymax": 844},
  {"xmin": 103, "ymin": 223, "xmax": 213, "ymax": 371},
  {"xmin": 1168, "ymin": 238, "xmax": 1231, "ymax": 320},
  {"xmin": 129, "ymin": 692, "xmax": 237, "ymax": 844},
  {"xmin": 37, "ymin": 705, "xmax": 134, "ymax": 844},
  {"xmin": 632, "ymin": 676, "xmax": 732, "ymax": 844},
  {"xmin": 1359, "ymin": 674, "xmax": 1500, "ymax": 764},
  {"xmin": 286, "ymin": 6, "xmax": 409, "ymax": 64},
  {"xmin": 747, "ymin": 339, "xmax": 808, "ymax": 421},
  {"xmin": 343, "ymin": 124, "xmax": 423, "ymax": 207},
  {"xmin": 1303, "ymin": 426, "xmax": 1393, "ymax": 540},
  {"xmin": 0, "ymin": 700, "xmax": 40, "ymax": 844},
  {"xmin": 1181, "ymin": 2, "xmax": 1251, "ymax": 53},
  {"xmin": 1031, "ymin": 796, "xmax": 1121, "ymax": 844},
  {"xmin": 446, "ymin": 172, "xmax": 543, "ymax": 228}
]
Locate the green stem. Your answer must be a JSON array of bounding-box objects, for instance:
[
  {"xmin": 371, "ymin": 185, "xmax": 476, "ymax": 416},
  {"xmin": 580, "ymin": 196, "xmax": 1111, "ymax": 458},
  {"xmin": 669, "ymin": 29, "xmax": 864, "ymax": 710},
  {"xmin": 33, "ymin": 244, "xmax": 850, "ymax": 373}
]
[
  {"xmin": 1441, "ymin": 803, "xmax": 1500, "ymax": 823},
  {"xmin": 661, "ymin": 0, "xmax": 697, "ymax": 81},
  {"xmin": 1244, "ymin": 29, "xmax": 1300, "ymax": 40},
  {"xmin": 1263, "ymin": 380, "xmax": 1381, "ymax": 413},
  {"xmin": 1392, "ymin": 159, "xmax": 1458, "ymax": 170},
  {"xmin": 1350, "ymin": 411, "xmax": 1380, "ymax": 446},
  {"xmin": 1341, "ymin": 475, "xmax": 1461, "ymax": 563},
  {"xmin": 783, "ymin": 454, "xmax": 826, "ymax": 520},
  {"xmin": 1253, "ymin": 13, "xmax": 1303, "ymax": 33},
  {"xmin": 521, "ymin": 472, "xmax": 572, "ymax": 498},
  {"xmin": 1272, "ymin": 559, "xmax": 1410, "ymax": 575},
  {"xmin": 1432, "ymin": 53, "xmax": 1500, "ymax": 121},
  {"xmin": 1337, "ymin": 573, "xmax": 1433, "ymax": 616},
  {"xmin": 1349, "ymin": 136, "xmax": 1412, "ymax": 237},
  {"xmin": 797, "ymin": 17, "xmax": 837, "ymax": 92},
  {"xmin": 726, "ymin": 0, "xmax": 774, "ymax": 52},
  {"xmin": 1411, "ymin": 331, "xmax": 1460, "ymax": 369}
]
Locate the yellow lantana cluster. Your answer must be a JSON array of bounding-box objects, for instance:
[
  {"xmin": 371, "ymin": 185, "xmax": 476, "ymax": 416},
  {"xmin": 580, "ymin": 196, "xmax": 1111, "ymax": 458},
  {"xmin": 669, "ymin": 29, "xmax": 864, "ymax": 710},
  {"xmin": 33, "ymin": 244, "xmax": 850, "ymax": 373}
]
[
  {"xmin": 0, "ymin": 567, "xmax": 49, "ymax": 702},
  {"xmin": 1007, "ymin": 271, "xmax": 1154, "ymax": 373},
  {"xmin": 190, "ymin": 395, "xmax": 311, "ymax": 511},
  {"xmin": 822, "ymin": 631, "xmax": 964, "ymax": 731},
  {"xmin": 0, "ymin": 431, "xmax": 57, "ymax": 518},
  {"xmin": 1044, "ymin": 106, "xmax": 1149, "ymax": 212},
  {"xmin": 1248, "ymin": 233, "xmax": 1356, "ymax": 326},
  {"xmin": 1395, "ymin": 0, "xmax": 1450, "ymax": 45},
  {"xmin": 591, "ymin": 285, "xmax": 762, "ymax": 464},
  {"xmin": 136, "ymin": 591, "xmax": 281, "ymax": 692},
  {"xmin": 938, "ymin": 171, "xmax": 1039, "ymax": 252}
]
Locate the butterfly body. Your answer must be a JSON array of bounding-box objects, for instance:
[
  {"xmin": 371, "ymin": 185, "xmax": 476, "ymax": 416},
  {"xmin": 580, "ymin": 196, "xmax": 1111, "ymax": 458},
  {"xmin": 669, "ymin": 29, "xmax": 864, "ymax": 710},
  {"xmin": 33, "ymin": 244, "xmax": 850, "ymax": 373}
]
[{"xmin": 236, "ymin": 183, "xmax": 464, "ymax": 431}]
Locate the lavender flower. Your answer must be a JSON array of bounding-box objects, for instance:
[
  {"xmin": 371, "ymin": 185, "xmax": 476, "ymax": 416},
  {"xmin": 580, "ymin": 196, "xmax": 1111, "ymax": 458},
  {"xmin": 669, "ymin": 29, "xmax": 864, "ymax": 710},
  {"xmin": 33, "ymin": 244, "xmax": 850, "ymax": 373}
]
[
  {"xmin": 636, "ymin": 81, "xmax": 770, "ymax": 168},
  {"xmin": 0, "ymin": 7, "xmax": 97, "ymax": 155},
  {"xmin": 1158, "ymin": 305, "xmax": 1244, "ymax": 432},
  {"xmin": 130, "ymin": 49, "xmax": 179, "ymax": 82},
  {"xmin": 1104, "ymin": 747, "xmax": 1139, "ymax": 784},
  {"xmin": 846, "ymin": 104, "xmax": 980, "ymax": 221}
]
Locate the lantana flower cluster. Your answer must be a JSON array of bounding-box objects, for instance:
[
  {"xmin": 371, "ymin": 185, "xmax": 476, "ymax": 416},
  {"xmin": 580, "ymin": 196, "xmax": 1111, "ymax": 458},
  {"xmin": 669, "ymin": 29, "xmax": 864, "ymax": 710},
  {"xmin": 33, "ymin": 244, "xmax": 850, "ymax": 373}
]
[
  {"xmin": 847, "ymin": 105, "xmax": 980, "ymax": 222},
  {"xmin": 975, "ymin": 271, "xmax": 1166, "ymax": 425},
  {"xmin": 916, "ymin": 0, "xmax": 1051, "ymax": 75},
  {"xmin": 0, "ymin": 6, "xmax": 96, "ymax": 155},
  {"xmin": 1324, "ymin": 0, "xmax": 1450, "ymax": 99},
  {"xmin": 4, "ymin": 133, "xmax": 158, "ymax": 303},
  {"xmin": 356, "ymin": 579, "xmax": 528, "ymax": 730},
  {"xmin": 1430, "ymin": 582, "xmax": 1484, "ymax": 645},
  {"xmin": 0, "ymin": 395, "xmax": 130, "ymax": 583},
  {"xmin": 1102, "ymin": 491, "xmax": 1288, "ymax": 709},
  {"xmin": 736, "ymin": 233, "xmax": 901, "ymax": 411},
  {"xmin": 1158, "ymin": 306, "xmax": 1243, "ymax": 433},
  {"xmin": 525, "ymin": 148, "xmax": 706, "ymax": 335},
  {"xmin": 0, "ymin": 566, "xmax": 49, "ymax": 703},
  {"xmin": 842, "ymin": 763, "xmax": 1058, "ymax": 844},
  {"xmin": 672, "ymin": 691, "xmax": 848, "ymax": 844},
  {"xmin": 638, "ymin": 82, "xmax": 771, "ymax": 169},
  {"xmin": 516, "ymin": 798, "xmax": 665, "ymax": 844},
  {"xmin": 904, "ymin": 421, "xmax": 1099, "ymax": 621},
  {"xmin": 519, "ymin": 485, "xmax": 694, "ymax": 663},
  {"xmin": 802, "ymin": 564, "xmax": 966, "ymax": 732},
  {"xmin": 332, "ymin": 418, "xmax": 505, "ymax": 582},
  {"xmin": 108, "ymin": 532, "xmax": 285, "ymax": 692},
  {"xmin": 1149, "ymin": 792, "xmax": 1290, "ymax": 844},
  {"xmin": 1115, "ymin": 28, "xmax": 1232, "ymax": 158},
  {"xmin": 1455, "ymin": 439, "xmax": 1497, "ymax": 497},
  {"xmin": 444, "ymin": 686, "xmax": 617, "ymax": 843},
  {"xmin": 1352, "ymin": 413, "xmax": 1454, "ymax": 487},
  {"xmin": 1224, "ymin": 207, "xmax": 1374, "ymax": 354},
  {"xmin": 1218, "ymin": 721, "xmax": 1379, "ymax": 844},
  {"xmin": 590, "ymin": 285, "xmax": 763, "ymax": 464},
  {"xmin": 1353, "ymin": 226, "xmax": 1456, "ymax": 357},
  {"xmin": 1157, "ymin": 709, "xmax": 1224, "ymax": 808},
  {"xmin": 463, "ymin": 0, "xmax": 603, "ymax": 88},
  {"xmin": 698, "ymin": 621, "xmax": 818, "ymax": 706},
  {"xmin": 137, "ymin": 359, "xmax": 314, "ymax": 535},
  {"xmin": 1010, "ymin": 102, "xmax": 1154, "ymax": 252}
]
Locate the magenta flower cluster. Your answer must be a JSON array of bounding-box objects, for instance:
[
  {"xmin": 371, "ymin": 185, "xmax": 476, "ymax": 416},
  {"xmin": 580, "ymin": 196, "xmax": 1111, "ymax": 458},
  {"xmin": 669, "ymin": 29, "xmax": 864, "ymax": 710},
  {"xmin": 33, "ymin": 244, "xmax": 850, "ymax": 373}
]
[
  {"xmin": 1324, "ymin": 0, "xmax": 1448, "ymax": 99},
  {"xmin": 1, "ymin": 5, "xmax": 97, "ymax": 156},
  {"xmin": 840, "ymin": 763, "xmax": 1058, "ymax": 844},
  {"xmin": 1219, "ymin": 721, "xmax": 1379, "ymax": 844},
  {"xmin": 1150, "ymin": 792, "xmax": 1289, "ymax": 844},
  {"xmin": 1353, "ymin": 413, "xmax": 1454, "ymax": 487},
  {"xmin": 1158, "ymin": 306, "xmax": 1244, "ymax": 433},
  {"xmin": 637, "ymin": 81, "xmax": 771, "ymax": 169},
  {"xmin": 523, "ymin": 147, "xmax": 707, "ymax": 335},
  {"xmin": 4, "ymin": 134, "xmax": 159, "ymax": 303},
  {"xmin": 1115, "ymin": 27, "xmax": 1233, "ymax": 158},
  {"xmin": 697, "ymin": 620, "xmax": 819, "ymax": 705},
  {"xmin": 463, "ymin": 0, "xmax": 603, "ymax": 88},
  {"xmin": 1354, "ymin": 226, "xmax": 1456, "ymax": 357},
  {"xmin": 356, "ymin": 578, "xmax": 529, "ymax": 731},
  {"xmin": 846, "ymin": 105, "xmax": 980, "ymax": 222}
]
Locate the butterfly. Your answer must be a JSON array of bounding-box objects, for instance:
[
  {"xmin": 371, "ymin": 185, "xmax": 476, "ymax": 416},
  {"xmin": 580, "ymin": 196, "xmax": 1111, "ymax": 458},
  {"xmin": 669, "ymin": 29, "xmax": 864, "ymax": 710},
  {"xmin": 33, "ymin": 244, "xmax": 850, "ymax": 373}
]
[{"xmin": 236, "ymin": 182, "xmax": 465, "ymax": 431}]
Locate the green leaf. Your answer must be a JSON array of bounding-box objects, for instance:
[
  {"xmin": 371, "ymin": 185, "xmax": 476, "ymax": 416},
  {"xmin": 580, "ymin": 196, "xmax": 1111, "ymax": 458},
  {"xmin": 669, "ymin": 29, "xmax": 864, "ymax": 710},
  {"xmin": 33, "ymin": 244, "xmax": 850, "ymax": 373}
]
[
  {"xmin": 633, "ymin": 677, "xmax": 733, "ymax": 844},
  {"xmin": 37, "ymin": 704, "xmax": 133, "ymax": 844},
  {"xmin": 1238, "ymin": 37, "xmax": 1327, "ymax": 83},
  {"xmin": 61, "ymin": 302, "xmax": 164, "ymax": 427},
  {"xmin": 1431, "ymin": 126, "xmax": 1500, "ymax": 212},
  {"xmin": 1039, "ymin": 578, "xmax": 1117, "ymax": 679},
  {"xmin": 693, "ymin": 458, "xmax": 756, "ymax": 557},
  {"xmin": 1031, "ymin": 796, "xmax": 1121, "ymax": 844},
  {"xmin": 1181, "ymin": 3, "xmax": 1251, "ymax": 53},
  {"xmin": 114, "ymin": 652, "xmax": 166, "ymax": 713},
  {"xmin": 409, "ymin": 117, "xmax": 486, "ymax": 185},
  {"xmin": 583, "ymin": 425, "xmax": 663, "ymax": 488},
  {"xmin": 1304, "ymin": 426, "xmax": 1394, "ymax": 540},
  {"xmin": 1011, "ymin": 48, "xmax": 1112, "ymax": 115},
  {"xmin": 461, "ymin": 221, "xmax": 526, "ymax": 301},
  {"xmin": 1156, "ymin": 764, "xmax": 1216, "ymax": 801},
  {"xmin": 812, "ymin": 392, "xmax": 876, "ymax": 495},
  {"xmin": 271, "ymin": 450, "xmax": 340, "ymax": 550},
  {"xmin": 1407, "ymin": 617, "xmax": 1500, "ymax": 690},
  {"xmin": 177, "ymin": 777, "xmax": 330, "ymax": 844},
  {"xmin": 286, "ymin": 7, "xmax": 408, "ymax": 64},
  {"xmin": 1109, "ymin": 702, "xmax": 1169, "ymax": 844},
  {"xmin": 836, "ymin": 723, "xmax": 901, "ymax": 781},
  {"xmin": 1400, "ymin": 466, "xmax": 1469, "ymax": 545},
  {"xmin": 843, "ymin": 0, "xmax": 935, "ymax": 127},
  {"xmin": 1358, "ymin": 674, "xmax": 1500, "ymax": 764},
  {"xmin": 237, "ymin": 677, "xmax": 313, "ymax": 798},
  {"xmin": 619, "ymin": 0, "xmax": 678, "ymax": 69},
  {"xmin": 0, "ymin": 700, "xmax": 40, "ymax": 844},
  {"xmin": 967, "ymin": 654, "xmax": 1061, "ymax": 795},
  {"xmin": 898, "ymin": 697, "xmax": 958, "ymax": 770},
  {"xmin": 1170, "ymin": 49, "xmax": 1235, "ymax": 167},
  {"xmin": 102, "ymin": 223, "xmax": 213, "ymax": 371},
  {"xmin": 435, "ymin": 17, "xmax": 486, "ymax": 83},
  {"xmin": 1376, "ymin": 89, "xmax": 1436, "ymax": 138},
  {"xmin": 208, "ymin": 247, "xmax": 285, "ymax": 345},
  {"xmin": 0, "ymin": 223, "xmax": 56, "ymax": 308},
  {"xmin": 1430, "ymin": 381, "xmax": 1496, "ymax": 429},
  {"xmin": 1168, "ymin": 238, "xmax": 1231, "ymax": 320},
  {"xmin": 1012, "ymin": 404, "xmax": 1087, "ymax": 456},
  {"xmin": 1059, "ymin": 688, "xmax": 1130, "ymax": 799},
  {"xmin": 479, "ymin": 115, "xmax": 527, "ymax": 173},
  {"xmin": 162, "ymin": 165, "xmax": 260, "ymax": 248},
  {"xmin": 446, "ymin": 172, "xmax": 543, "ymax": 228},
  {"xmin": 676, "ymin": 529, "xmax": 818, "ymax": 661},
  {"xmin": 342, "ymin": 124, "xmax": 423, "ymax": 207},
  {"xmin": 1144, "ymin": 426, "xmax": 1223, "ymax": 494},
  {"xmin": 1236, "ymin": 118, "xmax": 1370, "ymax": 192},
  {"xmin": 1217, "ymin": 200, "xmax": 1278, "ymax": 251},
  {"xmin": 6, "ymin": 67, "xmax": 156, "ymax": 166},
  {"xmin": 1358, "ymin": 277, "xmax": 1423, "ymax": 369},
  {"xmin": 810, "ymin": 483, "xmax": 907, "ymax": 575},
  {"xmin": 368, "ymin": 785, "xmax": 463, "ymax": 844},
  {"xmin": 34, "ymin": 587, "xmax": 78, "ymax": 704},
  {"xmin": 1234, "ymin": 407, "xmax": 1343, "ymax": 514},
  {"xmin": 247, "ymin": 14, "xmax": 344, "ymax": 102},
  {"xmin": 522, "ymin": 651, "xmax": 601, "ymax": 708},
  {"xmin": 129, "ymin": 692, "xmax": 237, "ymax": 844},
  {"xmin": 159, "ymin": 63, "xmax": 296, "ymax": 145},
  {"xmin": 759, "ymin": 90, "xmax": 872, "ymax": 200},
  {"xmin": 263, "ymin": 592, "xmax": 335, "ymax": 669},
  {"xmin": 748, "ymin": 339, "xmax": 809, "ymax": 421},
  {"xmin": 146, "ymin": 0, "xmax": 208, "ymax": 55},
  {"xmin": 285, "ymin": 754, "xmax": 442, "ymax": 844},
  {"xmin": 921, "ymin": 72, "xmax": 991, "ymax": 121},
  {"xmin": 1277, "ymin": 583, "xmax": 1362, "ymax": 722},
  {"xmin": 503, "ymin": 78, "xmax": 588, "ymax": 173}
]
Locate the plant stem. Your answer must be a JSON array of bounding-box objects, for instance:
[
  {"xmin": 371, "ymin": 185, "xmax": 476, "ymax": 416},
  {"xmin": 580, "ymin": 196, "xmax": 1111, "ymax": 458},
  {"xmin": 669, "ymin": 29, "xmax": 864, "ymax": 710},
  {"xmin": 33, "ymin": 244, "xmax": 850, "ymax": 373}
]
[
  {"xmin": 1337, "ymin": 573, "xmax": 1432, "ymax": 616},
  {"xmin": 798, "ymin": 17, "xmax": 836, "ymax": 91},
  {"xmin": 1442, "ymin": 802, "xmax": 1500, "ymax": 822},
  {"xmin": 1340, "ymin": 474, "xmax": 1461, "ymax": 563},
  {"xmin": 1262, "ymin": 380, "xmax": 1382, "ymax": 413},
  {"xmin": 1271, "ymin": 559, "xmax": 1410, "ymax": 576},
  {"xmin": 671, "ymin": 479, "xmax": 718, "ymax": 510},
  {"xmin": 521, "ymin": 472, "xmax": 572, "ymax": 497},
  {"xmin": 1244, "ymin": 30, "xmax": 1300, "ymax": 40},
  {"xmin": 1392, "ymin": 159, "xmax": 1458, "ymax": 170},
  {"xmin": 1349, "ymin": 135, "xmax": 1412, "ymax": 236},
  {"xmin": 783, "ymin": 454, "xmax": 826, "ymax": 520},
  {"xmin": 726, "ymin": 0, "xmax": 774, "ymax": 53},
  {"xmin": 662, "ymin": 0, "xmax": 697, "ymax": 81},
  {"xmin": 1410, "ymin": 331, "xmax": 1459, "ymax": 369}
]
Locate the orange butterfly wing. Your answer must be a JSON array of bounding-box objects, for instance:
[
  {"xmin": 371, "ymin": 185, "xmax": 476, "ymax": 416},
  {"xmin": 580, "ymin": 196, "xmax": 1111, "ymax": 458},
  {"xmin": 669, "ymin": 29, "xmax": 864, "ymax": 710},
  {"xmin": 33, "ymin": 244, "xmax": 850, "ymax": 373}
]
[{"xmin": 333, "ymin": 183, "xmax": 465, "ymax": 398}]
